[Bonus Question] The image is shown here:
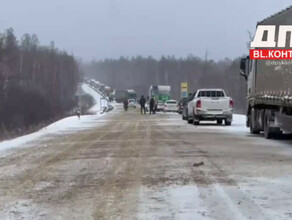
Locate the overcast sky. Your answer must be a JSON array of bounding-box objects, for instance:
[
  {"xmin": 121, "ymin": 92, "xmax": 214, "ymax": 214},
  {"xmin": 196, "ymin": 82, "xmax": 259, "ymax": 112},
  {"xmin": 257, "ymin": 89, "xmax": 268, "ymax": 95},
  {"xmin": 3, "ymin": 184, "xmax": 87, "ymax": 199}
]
[{"xmin": 0, "ymin": 0, "xmax": 291, "ymax": 61}]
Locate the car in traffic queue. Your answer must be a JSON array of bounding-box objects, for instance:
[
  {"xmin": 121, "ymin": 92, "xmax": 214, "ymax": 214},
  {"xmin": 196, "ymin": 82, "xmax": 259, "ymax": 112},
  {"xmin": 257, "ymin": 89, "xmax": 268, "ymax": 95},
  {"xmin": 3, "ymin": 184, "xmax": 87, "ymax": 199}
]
[
  {"xmin": 156, "ymin": 101, "xmax": 165, "ymax": 112},
  {"xmin": 182, "ymin": 93, "xmax": 195, "ymax": 120},
  {"xmin": 128, "ymin": 99, "xmax": 137, "ymax": 108},
  {"xmin": 164, "ymin": 100, "xmax": 178, "ymax": 113},
  {"xmin": 187, "ymin": 89, "xmax": 233, "ymax": 125}
]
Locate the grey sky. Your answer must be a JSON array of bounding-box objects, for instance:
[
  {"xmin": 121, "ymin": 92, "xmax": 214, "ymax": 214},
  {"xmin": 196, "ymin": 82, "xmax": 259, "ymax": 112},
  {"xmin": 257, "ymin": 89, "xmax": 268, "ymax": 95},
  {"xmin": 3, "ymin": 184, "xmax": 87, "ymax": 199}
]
[{"xmin": 0, "ymin": 0, "xmax": 291, "ymax": 61}]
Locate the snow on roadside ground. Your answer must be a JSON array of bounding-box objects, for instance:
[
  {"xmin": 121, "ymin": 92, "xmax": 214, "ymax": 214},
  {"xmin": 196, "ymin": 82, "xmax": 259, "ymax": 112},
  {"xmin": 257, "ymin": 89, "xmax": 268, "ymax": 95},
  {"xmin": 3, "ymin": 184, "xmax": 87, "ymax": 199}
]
[
  {"xmin": 198, "ymin": 114, "xmax": 249, "ymax": 134},
  {"xmin": 138, "ymin": 185, "xmax": 210, "ymax": 219},
  {"xmin": 239, "ymin": 177, "xmax": 292, "ymax": 219},
  {"xmin": 0, "ymin": 84, "xmax": 108, "ymax": 152},
  {"xmin": 158, "ymin": 113, "xmax": 249, "ymax": 134}
]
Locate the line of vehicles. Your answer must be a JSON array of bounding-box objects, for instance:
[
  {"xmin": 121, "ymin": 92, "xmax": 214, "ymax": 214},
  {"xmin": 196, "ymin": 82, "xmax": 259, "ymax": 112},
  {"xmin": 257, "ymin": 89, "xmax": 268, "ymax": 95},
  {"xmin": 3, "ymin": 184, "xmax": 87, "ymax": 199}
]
[
  {"xmin": 87, "ymin": 78, "xmax": 235, "ymax": 124},
  {"xmin": 114, "ymin": 85, "xmax": 178, "ymax": 112},
  {"xmin": 113, "ymin": 85, "xmax": 233, "ymax": 125},
  {"xmin": 87, "ymin": 79, "xmax": 113, "ymax": 97},
  {"xmin": 115, "ymin": 89, "xmax": 138, "ymax": 104}
]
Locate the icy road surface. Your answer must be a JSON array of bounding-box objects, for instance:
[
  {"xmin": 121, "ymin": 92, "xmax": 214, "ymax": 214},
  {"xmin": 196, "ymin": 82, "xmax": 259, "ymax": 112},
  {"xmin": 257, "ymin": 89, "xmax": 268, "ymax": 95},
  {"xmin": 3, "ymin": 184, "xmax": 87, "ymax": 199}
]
[{"xmin": 0, "ymin": 106, "xmax": 292, "ymax": 219}]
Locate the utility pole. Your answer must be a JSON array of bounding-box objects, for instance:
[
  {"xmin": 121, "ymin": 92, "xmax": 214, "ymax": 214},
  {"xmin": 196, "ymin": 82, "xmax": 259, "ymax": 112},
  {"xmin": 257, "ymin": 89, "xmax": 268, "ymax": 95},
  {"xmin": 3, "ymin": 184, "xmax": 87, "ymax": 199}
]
[
  {"xmin": 77, "ymin": 83, "xmax": 82, "ymax": 115},
  {"xmin": 205, "ymin": 50, "xmax": 209, "ymax": 62}
]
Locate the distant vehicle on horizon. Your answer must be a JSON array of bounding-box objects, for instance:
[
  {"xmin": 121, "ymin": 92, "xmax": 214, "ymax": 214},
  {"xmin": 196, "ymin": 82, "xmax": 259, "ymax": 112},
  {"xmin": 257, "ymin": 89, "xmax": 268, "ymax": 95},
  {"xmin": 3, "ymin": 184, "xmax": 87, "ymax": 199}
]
[
  {"xmin": 114, "ymin": 89, "xmax": 137, "ymax": 103},
  {"xmin": 89, "ymin": 79, "xmax": 100, "ymax": 89},
  {"xmin": 157, "ymin": 101, "xmax": 165, "ymax": 112}
]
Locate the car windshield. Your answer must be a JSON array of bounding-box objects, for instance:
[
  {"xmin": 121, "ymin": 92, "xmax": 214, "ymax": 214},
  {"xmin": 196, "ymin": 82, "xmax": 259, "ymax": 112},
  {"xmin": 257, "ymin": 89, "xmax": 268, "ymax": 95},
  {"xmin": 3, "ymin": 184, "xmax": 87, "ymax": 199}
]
[
  {"xmin": 166, "ymin": 101, "xmax": 177, "ymax": 104},
  {"xmin": 198, "ymin": 90, "xmax": 225, "ymax": 97}
]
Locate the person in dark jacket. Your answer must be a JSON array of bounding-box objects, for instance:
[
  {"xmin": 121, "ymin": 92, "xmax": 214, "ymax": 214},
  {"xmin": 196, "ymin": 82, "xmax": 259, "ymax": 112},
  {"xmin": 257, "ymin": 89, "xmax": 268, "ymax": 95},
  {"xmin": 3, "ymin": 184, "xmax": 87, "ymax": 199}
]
[
  {"xmin": 123, "ymin": 98, "xmax": 128, "ymax": 111},
  {"xmin": 153, "ymin": 97, "xmax": 157, "ymax": 114},
  {"xmin": 76, "ymin": 110, "xmax": 81, "ymax": 119},
  {"xmin": 139, "ymin": 95, "xmax": 146, "ymax": 115},
  {"xmin": 149, "ymin": 97, "xmax": 155, "ymax": 114}
]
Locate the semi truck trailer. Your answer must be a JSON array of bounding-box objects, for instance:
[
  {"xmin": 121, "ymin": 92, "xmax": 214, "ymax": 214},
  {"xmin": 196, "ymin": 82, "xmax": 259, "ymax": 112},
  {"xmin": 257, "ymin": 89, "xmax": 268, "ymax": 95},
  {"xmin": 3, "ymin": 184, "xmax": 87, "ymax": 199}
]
[{"xmin": 240, "ymin": 6, "xmax": 292, "ymax": 138}]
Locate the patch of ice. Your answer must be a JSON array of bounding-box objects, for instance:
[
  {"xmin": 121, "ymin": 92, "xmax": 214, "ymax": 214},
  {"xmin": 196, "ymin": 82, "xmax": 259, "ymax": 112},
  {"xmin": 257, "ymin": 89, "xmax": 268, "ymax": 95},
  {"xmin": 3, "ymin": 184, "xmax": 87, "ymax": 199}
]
[
  {"xmin": 198, "ymin": 114, "xmax": 249, "ymax": 134},
  {"xmin": 158, "ymin": 113, "xmax": 249, "ymax": 134},
  {"xmin": 137, "ymin": 185, "xmax": 210, "ymax": 219},
  {"xmin": 240, "ymin": 177, "xmax": 292, "ymax": 219}
]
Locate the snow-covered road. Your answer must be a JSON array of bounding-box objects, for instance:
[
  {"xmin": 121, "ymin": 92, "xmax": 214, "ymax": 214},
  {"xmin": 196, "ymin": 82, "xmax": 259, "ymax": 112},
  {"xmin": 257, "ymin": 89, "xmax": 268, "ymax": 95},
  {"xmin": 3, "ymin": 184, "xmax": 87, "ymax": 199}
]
[
  {"xmin": 81, "ymin": 84, "xmax": 109, "ymax": 113},
  {"xmin": 0, "ymin": 102, "xmax": 292, "ymax": 219}
]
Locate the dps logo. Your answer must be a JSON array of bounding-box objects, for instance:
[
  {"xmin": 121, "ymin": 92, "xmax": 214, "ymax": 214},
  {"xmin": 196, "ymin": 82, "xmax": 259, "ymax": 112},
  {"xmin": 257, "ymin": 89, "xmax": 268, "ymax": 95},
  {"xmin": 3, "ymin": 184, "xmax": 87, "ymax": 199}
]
[{"xmin": 250, "ymin": 25, "xmax": 292, "ymax": 59}]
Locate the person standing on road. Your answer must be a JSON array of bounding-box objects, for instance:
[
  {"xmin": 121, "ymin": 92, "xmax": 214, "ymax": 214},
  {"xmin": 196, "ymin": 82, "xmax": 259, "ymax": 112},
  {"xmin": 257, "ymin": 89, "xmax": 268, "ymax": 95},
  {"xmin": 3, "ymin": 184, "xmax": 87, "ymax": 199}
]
[
  {"xmin": 149, "ymin": 97, "xmax": 155, "ymax": 114},
  {"xmin": 154, "ymin": 97, "xmax": 157, "ymax": 114},
  {"xmin": 76, "ymin": 110, "xmax": 81, "ymax": 119},
  {"xmin": 123, "ymin": 98, "xmax": 128, "ymax": 111},
  {"xmin": 139, "ymin": 95, "xmax": 146, "ymax": 115}
]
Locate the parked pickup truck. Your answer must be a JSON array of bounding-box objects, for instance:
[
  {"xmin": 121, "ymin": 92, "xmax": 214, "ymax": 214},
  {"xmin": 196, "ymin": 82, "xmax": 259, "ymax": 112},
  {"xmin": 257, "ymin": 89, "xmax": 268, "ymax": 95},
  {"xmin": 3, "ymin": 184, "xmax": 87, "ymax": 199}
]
[{"xmin": 187, "ymin": 89, "xmax": 233, "ymax": 125}]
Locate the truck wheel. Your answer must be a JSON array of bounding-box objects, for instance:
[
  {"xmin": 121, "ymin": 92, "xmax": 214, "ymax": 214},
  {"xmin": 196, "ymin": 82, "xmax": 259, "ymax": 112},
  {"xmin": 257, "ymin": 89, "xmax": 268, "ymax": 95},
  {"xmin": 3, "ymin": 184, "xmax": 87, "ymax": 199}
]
[
  {"xmin": 264, "ymin": 110, "xmax": 273, "ymax": 139},
  {"xmin": 193, "ymin": 114, "xmax": 200, "ymax": 125},
  {"xmin": 249, "ymin": 110, "xmax": 260, "ymax": 134},
  {"xmin": 225, "ymin": 120, "xmax": 232, "ymax": 126},
  {"xmin": 187, "ymin": 113, "xmax": 193, "ymax": 124},
  {"xmin": 193, "ymin": 120, "xmax": 199, "ymax": 125},
  {"xmin": 263, "ymin": 110, "xmax": 283, "ymax": 139},
  {"xmin": 217, "ymin": 119, "xmax": 223, "ymax": 125}
]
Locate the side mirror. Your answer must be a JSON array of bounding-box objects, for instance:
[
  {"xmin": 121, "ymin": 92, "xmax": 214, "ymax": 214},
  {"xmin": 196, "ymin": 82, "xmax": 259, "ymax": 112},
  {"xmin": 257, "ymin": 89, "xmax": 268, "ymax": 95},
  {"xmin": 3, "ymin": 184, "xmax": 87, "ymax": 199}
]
[{"xmin": 240, "ymin": 57, "xmax": 248, "ymax": 80}]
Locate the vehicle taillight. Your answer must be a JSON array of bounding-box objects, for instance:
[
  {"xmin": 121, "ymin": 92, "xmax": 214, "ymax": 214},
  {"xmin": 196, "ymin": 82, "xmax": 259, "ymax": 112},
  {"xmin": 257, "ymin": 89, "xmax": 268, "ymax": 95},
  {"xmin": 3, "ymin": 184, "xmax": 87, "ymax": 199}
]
[
  {"xmin": 229, "ymin": 100, "xmax": 234, "ymax": 108},
  {"xmin": 196, "ymin": 100, "xmax": 201, "ymax": 108}
]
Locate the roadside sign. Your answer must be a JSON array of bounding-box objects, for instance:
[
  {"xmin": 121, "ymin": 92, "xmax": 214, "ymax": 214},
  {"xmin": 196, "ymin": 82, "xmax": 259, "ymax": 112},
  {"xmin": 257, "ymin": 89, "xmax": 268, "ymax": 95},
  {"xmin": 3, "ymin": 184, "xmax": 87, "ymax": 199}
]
[
  {"xmin": 181, "ymin": 83, "xmax": 188, "ymax": 97},
  {"xmin": 181, "ymin": 83, "xmax": 188, "ymax": 91},
  {"xmin": 181, "ymin": 91, "xmax": 188, "ymax": 97}
]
